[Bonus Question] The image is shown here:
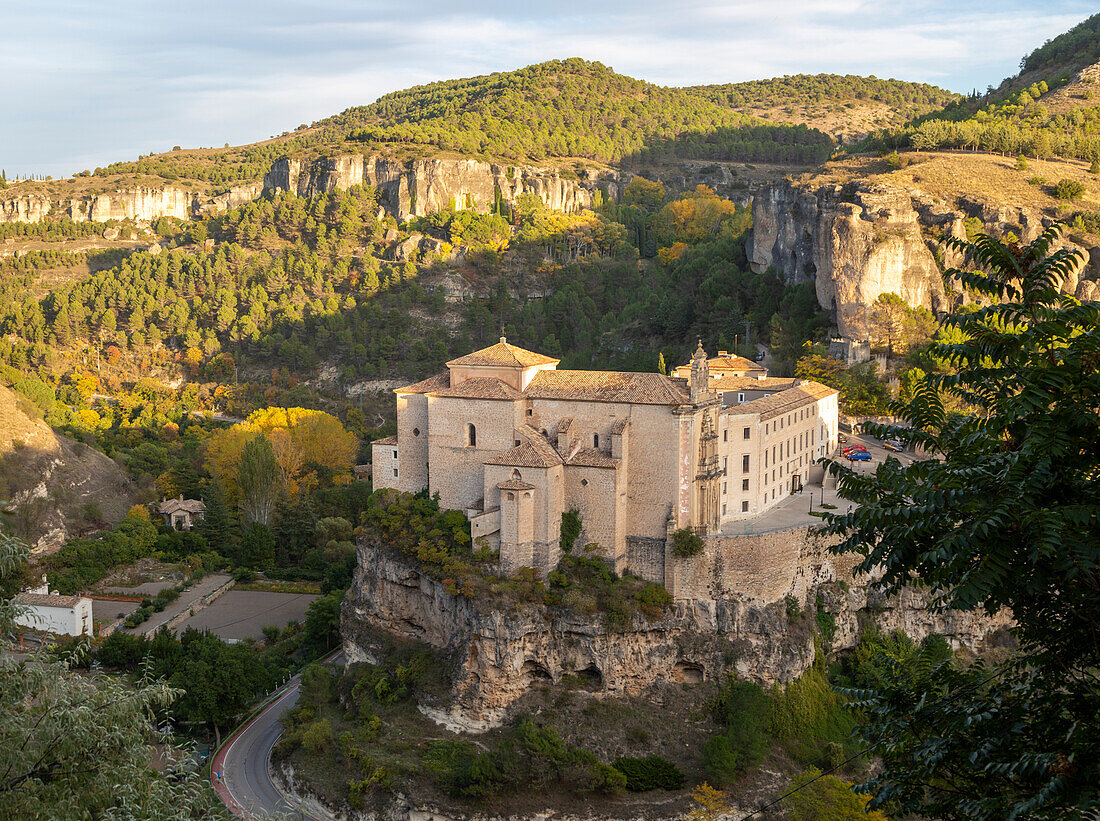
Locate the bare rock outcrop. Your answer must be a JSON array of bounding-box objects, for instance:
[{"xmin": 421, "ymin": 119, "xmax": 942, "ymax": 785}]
[
  {"xmin": 0, "ymin": 182, "xmax": 264, "ymax": 225},
  {"xmin": 748, "ymin": 180, "xmax": 948, "ymax": 337},
  {"xmin": 341, "ymin": 540, "xmax": 1011, "ymax": 731},
  {"xmin": 263, "ymin": 154, "xmax": 608, "ymax": 220}
]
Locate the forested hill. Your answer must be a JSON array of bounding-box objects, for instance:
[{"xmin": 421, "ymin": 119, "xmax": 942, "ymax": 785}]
[
  {"xmin": 324, "ymin": 58, "xmax": 835, "ymax": 165},
  {"xmin": 1019, "ymin": 11, "xmax": 1100, "ymax": 75},
  {"xmin": 690, "ymin": 75, "xmax": 960, "ymax": 142},
  {"xmin": 32, "ymin": 60, "xmax": 958, "ymax": 191},
  {"xmin": 859, "ymin": 12, "xmax": 1100, "ymax": 161}
]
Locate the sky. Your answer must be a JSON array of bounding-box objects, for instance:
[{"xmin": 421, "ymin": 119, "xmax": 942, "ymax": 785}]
[{"xmin": 2, "ymin": 0, "xmax": 1095, "ymax": 179}]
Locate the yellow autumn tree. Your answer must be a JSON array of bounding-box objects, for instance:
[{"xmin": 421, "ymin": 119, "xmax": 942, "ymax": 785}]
[
  {"xmin": 204, "ymin": 407, "xmax": 358, "ymax": 505},
  {"xmin": 686, "ymin": 782, "xmax": 730, "ymax": 821}
]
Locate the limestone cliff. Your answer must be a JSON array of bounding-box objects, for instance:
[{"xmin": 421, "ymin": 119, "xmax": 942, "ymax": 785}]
[
  {"xmin": 0, "ymin": 183, "xmax": 262, "ymax": 225},
  {"xmin": 748, "ymin": 178, "xmax": 1100, "ymax": 336},
  {"xmin": 262, "ymin": 154, "xmax": 608, "ymax": 220},
  {"xmin": 748, "ymin": 181, "xmax": 949, "ymax": 338},
  {"xmin": 341, "ymin": 539, "xmax": 1011, "ymax": 731}
]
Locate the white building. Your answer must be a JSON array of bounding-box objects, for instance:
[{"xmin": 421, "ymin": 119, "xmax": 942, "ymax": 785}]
[{"xmin": 13, "ymin": 592, "xmax": 94, "ymax": 637}]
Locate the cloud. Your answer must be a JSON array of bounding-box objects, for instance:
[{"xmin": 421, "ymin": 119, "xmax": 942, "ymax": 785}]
[{"xmin": 0, "ymin": 0, "xmax": 1095, "ymax": 177}]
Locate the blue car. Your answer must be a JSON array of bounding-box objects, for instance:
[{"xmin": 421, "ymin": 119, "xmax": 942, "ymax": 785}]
[{"xmin": 848, "ymin": 450, "xmax": 872, "ymax": 462}]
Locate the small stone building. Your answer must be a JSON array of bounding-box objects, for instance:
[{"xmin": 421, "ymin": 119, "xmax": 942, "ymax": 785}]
[
  {"xmin": 14, "ymin": 591, "xmax": 94, "ymax": 637},
  {"xmin": 373, "ymin": 339, "xmax": 839, "ymax": 580},
  {"xmin": 158, "ymin": 496, "xmax": 206, "ymax": 530}
]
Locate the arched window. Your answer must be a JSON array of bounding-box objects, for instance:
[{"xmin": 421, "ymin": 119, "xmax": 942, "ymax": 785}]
[
  {"xmin": 511, "ymin": 469, "xmax": 521, "ymax": 481},
  {"xmin": 593, "ymin": 433, "xmax": 599, "ymax": 449},
  {"xmin": 466, "ymin": 423, "xmax": 477, "ymax": 447}
]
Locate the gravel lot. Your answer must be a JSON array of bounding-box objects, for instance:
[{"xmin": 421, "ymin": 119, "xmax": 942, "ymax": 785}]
[{"xmin": 173, "ymin": 591, "xmax": 319, "ymax": 641}]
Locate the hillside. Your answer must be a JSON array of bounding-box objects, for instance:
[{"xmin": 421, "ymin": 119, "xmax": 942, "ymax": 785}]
[
  {"xmin": 862, "ymin": 13, "xmax": 1100, "ymax": 161},
  {"xmin": 691, "ymin": 74, "xmax": 960, "ymax": 143},
  {"xmin": 1, "ymin": 61, "xmax": 960, "ymax": 202},
  {"xmin": 0, "ymin": 384, "xmax": 136, "ymax": 551}
]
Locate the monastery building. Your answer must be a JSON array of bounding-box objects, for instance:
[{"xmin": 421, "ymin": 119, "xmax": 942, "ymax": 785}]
[{"xmin": 373, "ymin": 339, "xmax": 839, "ymax": 578}]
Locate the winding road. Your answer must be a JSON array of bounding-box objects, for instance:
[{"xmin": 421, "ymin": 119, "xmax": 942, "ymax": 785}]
[{"xmin": 212, "ymin": 653, "xmax": 343, "ymax": 819}]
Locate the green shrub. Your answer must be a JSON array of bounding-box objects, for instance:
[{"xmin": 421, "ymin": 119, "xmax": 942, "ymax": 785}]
[
  {"xmin": 301, "ymin": 718, "xmax": 333, "ymax": 752},
  {"xmin": 560, "ymin": 509, "xmax": 582, "ymax": 554},
  {"xmin": 1028, "ymin": 175, "xmax": 1047, "ymax": 186},
  {"xmin": 613, "ymin": 755, "xmax": 685, "ymax": 791},
  {"xmin": 671, "ymin": 527, "xmax": 704, "ymax": 558},
  {"xmin": 702, "ymin": 679, "xmax": 772, "ymax": 784},
  {"xmin": 1015, "ymin": 156, "xmax": 1029, "ymax": 170},
  {"xmin": 785, "ymin": 595, "xmax": 802, "ymax": 623},
  {"xmin": 770, "ymin": 666, "xmax": 858, "ymax": 764},
  {"xmin": 815, "ymin": 594, "xmax": 837, "ymax": 645},
  {"xmin": 1053, "ymin": 178, "xmax": 1086, "ymax": 200}
]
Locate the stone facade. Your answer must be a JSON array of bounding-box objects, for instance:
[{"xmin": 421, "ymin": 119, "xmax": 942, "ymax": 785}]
[{"xmin": 374, "ymin": 339, "xmax": 840, "ymax": 582}]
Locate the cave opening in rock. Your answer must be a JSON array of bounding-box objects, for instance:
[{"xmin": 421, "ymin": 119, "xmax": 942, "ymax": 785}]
[
  {"xmin": 573, "ymin": 664, "xmax": 603, "ymax": 691},
  {"xmin": 521, "ymin": 660, "xmax": 553, "ymax": 687},
  {"xmin": 672, "ymin": 661, "xmax": 704, "ymax": 684}
]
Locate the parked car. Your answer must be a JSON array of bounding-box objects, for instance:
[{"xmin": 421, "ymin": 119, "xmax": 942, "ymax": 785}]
[
  {"xmin": 884, "ymin": 439, "xmax": 904, "ymax": 452},
  {"xmin": 847, "ymin": 450, "xmax": 872, "ymax": 461}
]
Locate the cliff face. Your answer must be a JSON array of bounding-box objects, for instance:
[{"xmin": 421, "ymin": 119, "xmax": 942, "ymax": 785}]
[
  {"xmin": 749, "ymin": 178, "xmax": 1100, "ymax": 336},
  {"xmin": 748, "ymin": 181, "xmax": 948, "ymax": 338},
  {"xmin": 1, "ymin": 154, "xmax": 604, "ymax": 225},
  {"xmin": 342, "ymin": 542, "xmax": 1011, "ymax": 731},
  {"xmin": 0, "ymin": 183, "xmax": 262, "ymax": 225},
  {"xmin": 263, "ymin": 154, "xmax": 606, "ymax": 220}
]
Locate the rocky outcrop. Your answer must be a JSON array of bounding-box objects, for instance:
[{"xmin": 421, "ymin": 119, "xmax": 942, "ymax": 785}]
[
  {"xmin": 749, "ymin": 179, "xmax": 1100, "ymax": 337},
  {"xmin": 748, "ymin": 181, "xmax": 949, "ymax": 337},
  {"xmin": 263, "ymin": 154, "xmax": 608, "ymax": 220},
  {"xmin": 0, "ymin": 385, "xmax": 136, "ymax": 551},
  {"xmin": 0, "ymin": 183, "xmax": 264, "ymax": 225},
  {"xmin": 342, "ymin": 541, "xmax": 1011, "ymax": 731}
]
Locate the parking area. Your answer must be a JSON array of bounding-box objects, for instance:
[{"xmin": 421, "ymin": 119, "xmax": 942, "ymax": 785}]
[
  {"xmin": 172, "ymin": 590, "xmax": 319, "ymax": 642},
  {"xmin": 720, "ymin": 433, "xmax": 922, "ymax": 535},
  {"xmin": 91, "ymin": 598, "xmax": 141, "ymax": 623}
]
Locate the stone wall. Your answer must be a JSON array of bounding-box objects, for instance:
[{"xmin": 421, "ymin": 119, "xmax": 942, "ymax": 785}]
[
  {"xmin": 668, "ymin": 526, "xmax": 859, "ymax": 604},
  {"xmin": 625, "ymin": 536, "xmax": 665, "ymax": 584}
]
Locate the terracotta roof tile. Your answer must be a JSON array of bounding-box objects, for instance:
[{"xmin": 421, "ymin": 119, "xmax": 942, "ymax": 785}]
[
  {"xmin": 497, "ymin": 479, "xmax": 536, "ymax": 491},
  {"xmin": 739, "ymin": 382, "xmax": 838, "ymax": 421},
  {"xmin": 566, "ymin": 448, "xmax": 619, "ymax": 468},
  {"xmin": 395, "ymin": 372, "xmax": 451, "ymax": 394},
  {"xmin": 525, "ymin": 370, "xmax": 689, "ymax": 405},
  {"xmin": 14, "ymin": 592, "xmax": 86, "ymax": 608},
  {"xmin": 431, "ymin": 377, "xmax": 523, "ymax": 400},
  {"xmin": 484, "ymin": 435, "xmax": 563, "ymax": 468},
  {"xmin": 611, "ymin": 418, "xmax": 629, "ymax": 435},
  {"xmin": 447, "ymin": 339, "xmax": 559, "ymax": 368},
  {"xmin": 556, "ymin": 417, "xmax": 573, "ymax": 435},
  {"xmin": 372, "ymin": 435, "xmax": 398, "ymax": 445},
  {"xmin": 716, "ymin": 376, "xmax": 799, "ymax": 390}
]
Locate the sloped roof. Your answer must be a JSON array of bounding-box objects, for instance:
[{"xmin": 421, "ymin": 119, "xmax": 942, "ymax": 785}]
[
  {"xmin": 611, "ymin": 418, "xmax": 629, "ymax": 435},
  {"xmin": 159, "ymin": 498, "xmax": 206, "ymax": 515},
  {"xmin": 566, "ymin": 448, "xmax": 619, "ymax": 468},
  {"xmin": 717, "ymin": 376, "xmax": 800, "ymax": 391},
  {"xmin": 394, "ymin": 372, "xmax": 451, "ymax": 394},
  {"xmin": 14, "ymin": 592, "xmax": 86, "ymax": 608},
  {"xmin": 497, "ymin": 479, "xmax": 536, "ymax": 491},
  {"xmin": 447, "ymin": 339, "xmax": 559, "ymax": 368},
  {"xmin": 710, "ymin": 353, "xmax": 767, "ymax": 372},
  {"xmin": 431, "ymin": 377, "xmax": 524, "ymax": 400},
  {"xmin": 525, "ymin": 370, "xmax": 689, "ymax": 405},
  {"xmin": 740, "ymin": 382, "xmax": 839, "ymax": 422},
  {"xmin": 484, "ymin": 435, "xmax": 563, "ymax": 468},
  {"xmin": 372, "ymin": 435, "xmax": 398, "ymax": 446}
]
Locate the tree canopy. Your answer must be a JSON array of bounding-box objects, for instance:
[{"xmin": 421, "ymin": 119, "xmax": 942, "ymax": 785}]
[{"xmin": 824, "ymin": 224, "xmax": 1100, "ymax": 819}]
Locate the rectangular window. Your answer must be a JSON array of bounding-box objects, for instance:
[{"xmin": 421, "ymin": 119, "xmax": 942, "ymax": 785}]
[
  {"xmin": 393, "ymin": 450, "xmax": 398, "ymax": 459},
  {"xmin": 723, "ymin": 430, "xmax": 728, "ymax": 442},
  {"xmin": 742, "ymin": 478, "xmax": 749, "ymax": 491},
  {"xmin": 738, "ymin": 392, "xmax": 744, "ymax": 403},
  {"xmin": 743, "ymin": 427, "xmax": 750, "ymax": 440},
  {"xmin": 722, "ymin": 504, "xmax": 727, "ymax": 516},
  {"xmin": 723, "ymin": 482, "xmax": 727, "ymax": 495},
  {"xmin": 392, "ymin": 468, "xmax": 398, "ymax": 478},
  {"xmin": 742, "ymin": 500, "xmax": 749, "ymax": 512},
  {"xmin": 723, "ymin": 457, "xmax": 728, "ymax": 472},
  {"xmin": 742, "ymin": 454, "xmax": 750, "ymax": 473}
]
